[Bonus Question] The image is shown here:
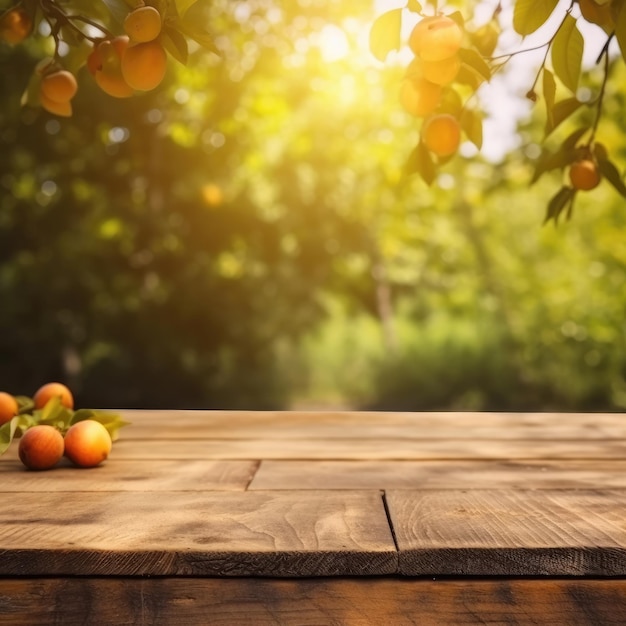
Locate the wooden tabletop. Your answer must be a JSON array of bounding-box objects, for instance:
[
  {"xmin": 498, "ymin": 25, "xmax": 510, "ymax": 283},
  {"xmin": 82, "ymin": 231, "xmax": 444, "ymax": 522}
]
[{"xmin": 3, "ymin": 410, "xmax": 626, "ymax": 624}]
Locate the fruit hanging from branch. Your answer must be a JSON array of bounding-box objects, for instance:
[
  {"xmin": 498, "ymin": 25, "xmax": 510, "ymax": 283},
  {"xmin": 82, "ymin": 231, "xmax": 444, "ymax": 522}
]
[
  {"xmin": 1, "ymin": 0, "xmax": 219, "ymax": 116},
  {"xmin": 370, "ymin": 0, "xmax": 626, "ymax": 223}
]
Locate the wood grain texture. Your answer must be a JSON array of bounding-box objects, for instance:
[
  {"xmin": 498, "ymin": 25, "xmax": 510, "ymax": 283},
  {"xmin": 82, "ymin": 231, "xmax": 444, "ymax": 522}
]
[
  {"xmin": 118, "ymin": 409, "xmax": 626, "ymax": 440},
  {"xmin": 0, "ymin": 491, "xmax": 396, "ymax": 576},
  {"xmin": 3, "ymin": 577, "xmax": 626, "ymax": 625},
  {"xmin": 25, "ymin": 437, "xmax": 626, "ymax": 461},
  {"xmin": 386, "ymin": 489, "xmax": 626, "ymax": 576},
  {"xmin": 0, "ymin": 458, "xmax": 257, "ymax": 492},
  {"xmin": 249, "ymin": 459, "xmax": 626, "ymax": 490}
]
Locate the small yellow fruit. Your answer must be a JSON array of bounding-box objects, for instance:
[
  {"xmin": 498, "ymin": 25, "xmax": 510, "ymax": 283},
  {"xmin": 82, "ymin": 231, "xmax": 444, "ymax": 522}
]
[
  {"xmin": 124, "ymin": 6, "xmax": 162, "ymax": 43},
  {"xmin": 407, "ymin": 54, "xmax": 461, "ymax": 87},
  {"xmin": 19, "ymin": 425, "xmax": 65, "ymax": 471},
  {"xmin": 409, "ymin": 15, "xmax": 464, "ymax": 62},
  {"xmin": 399, "ymin": 77, "xmax": 441, "ymax": 118},
  {"xmin": 64, "ymin": 420, "xmax": 112, "ymax": 468},
  {"xmin": 422, "ymin": 114, "xmax": 462, "ymax": 157},
  {"xmin": 569, "ymin": 159, "xmax": 601, "ymax": 191}
]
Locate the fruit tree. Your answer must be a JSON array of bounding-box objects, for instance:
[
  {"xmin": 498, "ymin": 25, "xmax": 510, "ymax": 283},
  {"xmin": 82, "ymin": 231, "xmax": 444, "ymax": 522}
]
[{"xmin": 1, "ymin": 0, "xmax": 626, "ymax": 222}]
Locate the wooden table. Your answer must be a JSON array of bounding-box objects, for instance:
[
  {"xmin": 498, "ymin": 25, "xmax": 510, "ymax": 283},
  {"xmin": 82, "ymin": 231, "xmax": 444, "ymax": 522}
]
[{"xmin": 2, "ymin": 410, "xmax": 626, "ymax": 624}]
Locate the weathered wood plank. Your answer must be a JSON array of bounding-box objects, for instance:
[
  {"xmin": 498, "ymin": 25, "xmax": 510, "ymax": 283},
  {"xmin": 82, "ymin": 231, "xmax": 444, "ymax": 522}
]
[
  {"xmin": 386, "ymin": 489, "xmax": 626, "ymax": 576},
  {"xmin": 0, "ymin": 491, "xmax": 396, "ymax": 576},
  {"xmin": 10, "ymin": 437, "xmax": 622, "ymax": 461},
  {"xmin": 118, "ymin": 410, "xmax": 626, "ymax": 440},
  {"xmin": 0, "ymin": 458, "xmax": 257, "ymax": 491},
  {"xmin": 249, "ymin": 459, "xmax": 626, "ymax": 490},
  {"xmin": 2, "ymin": 577, "xmax": 626, "ymax": 625}
]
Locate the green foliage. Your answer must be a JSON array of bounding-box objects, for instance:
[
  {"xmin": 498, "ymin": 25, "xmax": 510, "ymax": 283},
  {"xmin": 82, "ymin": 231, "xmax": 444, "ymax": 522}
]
[
  {"xmin": 1, "ymin": 0, "xmax": 626, "ymax": 413},
  {"xmin": 513, "ymin": 0, "xmax": 559, "ymax": 36},
  {"xmin": 369, "ymin": 8, "xmax": 402, "ymax": 62}
]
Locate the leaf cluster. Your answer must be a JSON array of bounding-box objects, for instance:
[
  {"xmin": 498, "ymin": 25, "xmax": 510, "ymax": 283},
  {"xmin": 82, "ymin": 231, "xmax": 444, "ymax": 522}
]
[
  {"xmin": 369, "ymin": 1, "xmax": 493, "ymax": 186},
  {"xmin": 0, "ymin": 396, "xmax": 130, "ymax": 456}
]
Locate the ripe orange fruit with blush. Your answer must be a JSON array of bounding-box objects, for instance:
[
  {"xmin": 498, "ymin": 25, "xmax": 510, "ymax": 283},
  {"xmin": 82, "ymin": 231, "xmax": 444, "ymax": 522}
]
[
  {"xmin": 64, "ymin": 420, "xmax": 112, "ymax": 468},
  {"xmin": 33, "ymin": 382, "xmax": 74, "ymax": 410},
  {"xmin": 121, "ymin": 40, "xmax": 167, "ymax": 91},
  {"xmin": 0, "ymin": 391, "xmax": 18, "ymax": 426},
  {"xmin": 409, "ymin": 15, "xmax": 463, "ymax": 62},
  {"xmin": 422, "ymin": 113, "xmax": 462, "ymax": 157},
  {"xmin": 18, "ymin": 425, "xmax": 65, "ymax": 470},
  {"xmin": 569, "ymin": 159, "xmax": 601, "ymax": 191}
]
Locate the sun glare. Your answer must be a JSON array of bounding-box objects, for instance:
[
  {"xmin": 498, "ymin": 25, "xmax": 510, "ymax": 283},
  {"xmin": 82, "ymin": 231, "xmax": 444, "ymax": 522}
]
[{"xmin": 317, "ymin": 24, "xmax": 350, "ymax": 62}]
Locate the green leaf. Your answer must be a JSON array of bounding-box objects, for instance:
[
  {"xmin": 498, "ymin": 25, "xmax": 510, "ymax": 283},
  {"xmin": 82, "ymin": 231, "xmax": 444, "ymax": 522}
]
[
  {"xmin": 162, "ymin": 25, "xmax": 189, "ymax": 65},
  {"xmin": 531, "ymin": 146, "xmax": 576, "ymax": 184},
  {"xmin": 406, "ymin": 0, "xmax": 422, "ymax": 14},
  {"xmin": 545, "ymin": 97, "xmax": 583, "ymax": 137},
  {"xmin": 16, "ymin": 396, "xmax": 35, "ymax": 414},
  {"xmin": 101, "ymin": 0, "xmax": 131, "ymax": 26},
  {"xmin": 562, "ymin": 126, "xmax": 589, "ymax": 151},
  {"xmin": 513, "ymin": 0, "xmax": 559, "ymax": 35},
  {"xmin": 405, "ymin": 141, "xmax": 437, "ymax": 186},
  {"xmin": 176, "ymin": 19, "xmax": 220, "ymax": 55},
  {"xmin": 458, "ymin": 48, "xmax": 491, "ymax": 82},
  {"xmin": 597, "ymin": 157, "xmax": 626, "ymax": 197},
  {"xmin": 447, "ymin": 11, "xmax": 465, "ymax": 31},
  {"xmin": 70, "ymin": 410, "xmax": 131, "ymax": 442},
  {"xmin": 551, "ymin": 14, "xmax": 583, "ymax": 93},
  {"xmin": 470, "ymin": 22, "xmax": 500, "ymax": 57},
  {"xmin": 174, "ymin": 0, "xmax": 199, "ymax": 18},
  {"xmin": 614, "ymin": 1, "xmax": 626, "ymax": 65},
  {"xmin": 544, "ymin": 186, "xmax": 576, "ymax": 224},
  {"xmin": 455, "ymin": 65, "xmax": 484, "ymax": 91},
  {"xmin": 438, "ymin": 87, "xmax": 463, "ymax": 117},
  {"xmin": 0, "ymin": 418, "xmax": 19, "ymax": 456},
  {"xmin": 460, "ymin": 108, "xmax": 483, "ymax": 150},
  {"xmin": 369, "ymin": 8, "xmax": 402, "ymax": 62},
  {"xmin": 542, "ymin": 68, "xmax": 556, "ymax": 128}
]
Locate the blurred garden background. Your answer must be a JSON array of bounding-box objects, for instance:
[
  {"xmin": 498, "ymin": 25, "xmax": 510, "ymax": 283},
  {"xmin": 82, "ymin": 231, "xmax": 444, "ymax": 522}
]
[{"xmin": 1, "ymin": 0, "xmax": 625, "ymax": 411}]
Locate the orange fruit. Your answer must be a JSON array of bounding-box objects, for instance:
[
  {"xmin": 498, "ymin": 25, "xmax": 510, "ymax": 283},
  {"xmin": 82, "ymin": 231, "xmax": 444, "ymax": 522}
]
[
  {"xmin": 39, "ymin": 92, "xmax": 72, "ymax": 117},
  {"xmin": 422, "ymin": 114, "xmax": 462, "ymax": 157},
  {"xmin": 399, "ymin": 77, "xmax": 441, "ymax": 118},
  {"xmin": 18, "ymin": 425, "xmax": 65, "ymax": 470},
  {"xmin": 409, "ymin": 15, "xmax": 463, "ymax": 62},
  {"xmin": 40, "ymin": 70, "xmax": 77, "ymax": 103},
  {"xmin": 0, "ymin": 7, "xmax": 32, "ymax": 45},
  {"xmin": 88, "ymin": 36, "xmax": 134, "ymax": 98},
  {"xmin": 121, "ymin": 40, "xmax": 167, "ymax": 91},
  {"xmin": 569, "ymin": 159, "xmax": 601, "ymax": 191},
  {"xmin": 407, "ymin": 54, "xmax": 461, "ymax": 87},
  {"xmin": 64, "ymin": 420, "xmax": 112, "ymax": 468},
  {"xmin": 124, "ymin": 6, "xmax": 162, "ymax": 43},
  {"xmin": 0, "ymin": 392, "xmax": 18, "ymax": 426},
  {"xmin": 33, "ymin": 382, "xmax": 74, "ymax": 410}
]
